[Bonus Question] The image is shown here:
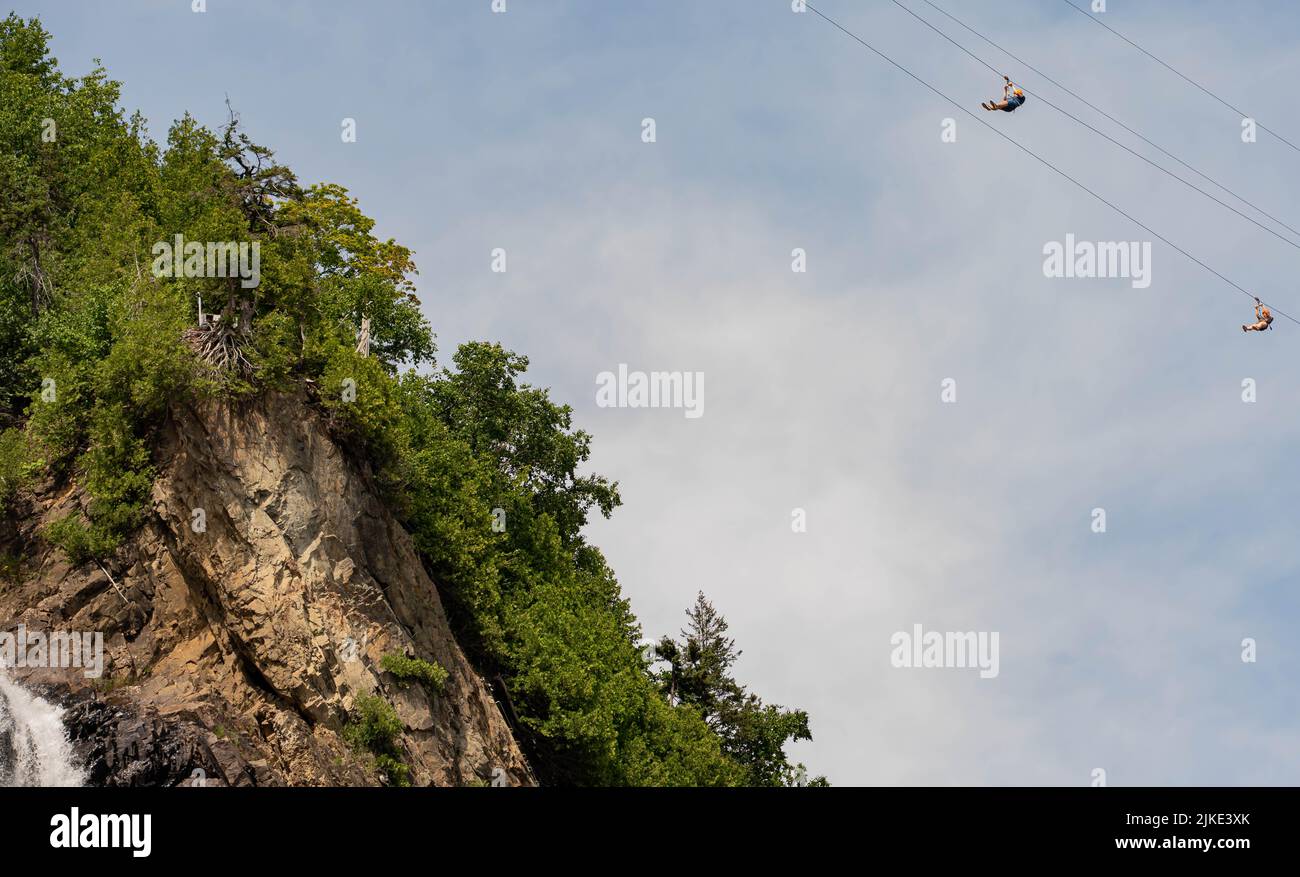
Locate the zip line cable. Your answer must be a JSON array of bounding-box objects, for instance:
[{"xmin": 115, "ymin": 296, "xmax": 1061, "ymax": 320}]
[
  {"xmin": 888, "ymin": 0, "xmax": 1300, "ymax": 253},
  {"xmin": 917, "ymin": 0, "xmax": 1300, "ymax": 243},
  {"xmin": 1056, "ymin": 0, "xmax": 1300, "ymax": 155},
  {"xmin": 801, "ymin": 2, "xmax": 1299, "ymax": 325}
]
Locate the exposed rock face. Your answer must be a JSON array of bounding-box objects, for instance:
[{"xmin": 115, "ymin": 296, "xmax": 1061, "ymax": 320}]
[
  {"xmin": 0, "ymin": 393, "xmax": 534, "ymax": 786},
  {"xmin": 60, "ymin": 694, "xmax": 268, "ymax": 787}
]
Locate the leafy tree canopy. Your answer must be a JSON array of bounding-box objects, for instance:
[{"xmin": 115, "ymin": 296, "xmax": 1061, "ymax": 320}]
[{"xmin": 0, "ymin": 14, "xmax": 821, "ymax": 787}]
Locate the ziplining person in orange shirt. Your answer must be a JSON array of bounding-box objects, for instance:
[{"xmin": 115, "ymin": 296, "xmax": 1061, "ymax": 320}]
[{"xmin": 1243, "ymin": 297, "xmax": 1274, "ymax": 333}]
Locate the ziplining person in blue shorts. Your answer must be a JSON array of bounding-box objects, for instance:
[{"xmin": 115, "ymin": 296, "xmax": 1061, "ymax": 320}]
[{"xmin": 982, "ymin": 75, "xmax": 1026, "ymax": 112}]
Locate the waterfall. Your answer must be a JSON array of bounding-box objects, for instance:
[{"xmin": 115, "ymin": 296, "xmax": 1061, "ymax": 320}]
[{"xmin": 0, "ymin": 673, "xmax": 86, "ymax": 787}]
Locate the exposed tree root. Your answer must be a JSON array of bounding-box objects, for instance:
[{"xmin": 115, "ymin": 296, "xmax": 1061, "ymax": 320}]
[{"xmin": 183, "ymin": 318, "xmax": 254, "ymax": 376}]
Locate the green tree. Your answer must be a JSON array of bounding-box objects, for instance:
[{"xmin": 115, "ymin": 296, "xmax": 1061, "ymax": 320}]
[
  {"xmin": 657, "ymin": 592, "xmax": 825, "ymax": 786},
  {"xmin": 0, "ymin": 15, "xmax": 822, "ymax": 787}
]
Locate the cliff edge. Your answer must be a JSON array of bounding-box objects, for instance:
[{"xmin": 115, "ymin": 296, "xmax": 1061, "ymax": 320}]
[{"xmin": 0, "ymin": 392, "xmax": 534, "ymax": 787}]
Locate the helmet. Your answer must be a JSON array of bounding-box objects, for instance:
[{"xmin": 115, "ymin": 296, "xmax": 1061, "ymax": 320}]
[{"xmin": 1013, "ymin": 88, "xmax": 1024, "ymax": 97}]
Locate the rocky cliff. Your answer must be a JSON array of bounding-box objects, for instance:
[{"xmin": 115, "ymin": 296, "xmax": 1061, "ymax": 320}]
[{"xmin": 0, "ymin": 393, "xmax": 534, "ymax": 787}]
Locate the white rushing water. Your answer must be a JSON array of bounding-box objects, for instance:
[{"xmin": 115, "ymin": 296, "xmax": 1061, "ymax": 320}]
[{"xmin": 0, "ymin": 673, "xmax": 86, "ymax": 786}]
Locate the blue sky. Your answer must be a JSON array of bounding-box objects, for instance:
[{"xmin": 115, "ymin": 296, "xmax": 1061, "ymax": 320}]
[{"xmin": 19, "ymin": 0, "xmax": 1300, "ymax": 784}]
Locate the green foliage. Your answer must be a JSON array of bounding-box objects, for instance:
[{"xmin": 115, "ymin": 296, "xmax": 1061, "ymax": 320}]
[
  {"xmin": 430, "ymin": 342, "xmax": 620, "ymax": 546},
  {"xmin": 383, "ymin": 356, "xmax": 756, "ymax": 786},
  {"xmin": 343, "ymin": 694, "xmax": 404, "ymax": 752},
  {"xmin": 0, "ymin": 280, "xmax": 35, "ymax": 406},
  {"xmin": 246, "ymin": 309, "xmax": 299, "ymax": 392},
  {"xmin": 380, "ymin": 652, "xmax": 449, "ymax": 694},
  {"xmin": 43, "ymin": 512, "xmax": 119, "ymax": 565},
  {"xmin": 2, "ymin": 14, "xmax": 195, "ymax": 556},
  {"xmin": 314, "ymin": 332, "xmax": 404, "ymax": 466},
  {"xmin": 0, "ymin": 12, "xmax": 157, "ymax": 413},
  {"xmin": 0, "ymin": 427, "xmax": 39, "ymax": 505},
  {"xmin": 0, "ymin": 15, "xmax": 823, "ymax": 787},
  {"xmin": 655, "ymin": 593, "xmax": 827, "ymax": 786},
  {"xmin": 372, "ymin": 754, "xmax": 410, "ymax": 788},
  {"xmin": 343, "ymin": 694, "xmax": 410, "ymax": 787},
  {"xmin": 280, "ymin": 184, "xmax": 433, "ymax": 370}
]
